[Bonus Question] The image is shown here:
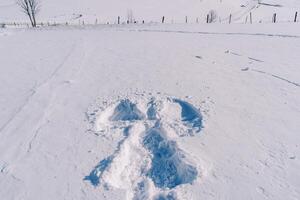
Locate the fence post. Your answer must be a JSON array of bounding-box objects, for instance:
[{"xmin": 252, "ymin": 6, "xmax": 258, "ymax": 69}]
[
  {"xmin": 295, "ymin": 12, "xmax": 298, "ymax": 22},
  {"xmin": 162, "ymin": 16, "xmax": 165, "ymax": 23},
  {"xmin": 250, "ymin": 12, "xmax": 252, "ymax": 24},
  {"xmin": 206, "ymin": 14, "xmax": 209, "ymax": 23},
  {"xmin": 273, "ymin": 13, "xmax": 276, "ymax": 23},
  {"xmin": 229, "ymin": 14, "xmax": 232, "ymax": 24},
  {"xmin": 185, "ymin": 16, "xmax": 188, "ymax": 23},
  {"xmin": 196, "ymin": 17, "xmax": 199, "ymax": 23},
  {"xmin": 118, "ymin": 16, "xmax": 120, "ymax": 24}
]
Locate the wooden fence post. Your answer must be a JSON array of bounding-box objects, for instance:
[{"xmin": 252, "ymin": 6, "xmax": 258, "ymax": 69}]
[
  {"xmin": 196, "ymin": 17, "xmax": 199, "ymax": 23},
  {"xmin": 206, "ymin": 14, "xmax": 209, "ymax": 23},
  {"xmin": 294, "ymin": 12, "xmax": 298, "ymax": 22},
  {"xmin": 118, "ymin": 16, "xmax": 120, "ymax": 24},
  {"xmin": 273, "ymin": 13, "xmax": 277, "ymax": 23},
  {"xmin": 250, "ymin": 12, "xmax": 252, "ymax": 24},
  {"xmin": 162, "ymin": 16, "xmax": 165, "ymax": 23},
  {"xmin": 229, "ymin": 14, "xmax": 232, "ymax": 24},
  {"xmin": 185, "ymin": 16, "xmax": 188, "ymax": 23}
]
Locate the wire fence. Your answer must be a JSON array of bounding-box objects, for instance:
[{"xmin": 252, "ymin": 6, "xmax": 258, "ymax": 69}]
[{"xmin": 0, "ymin": 11, "xmax": 298, "ymax": 29}]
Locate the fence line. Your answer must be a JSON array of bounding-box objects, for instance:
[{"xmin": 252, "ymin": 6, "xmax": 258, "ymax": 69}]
[{"xmin": 0, "ymin": 12, "xmax": 299, "ymax": 29}]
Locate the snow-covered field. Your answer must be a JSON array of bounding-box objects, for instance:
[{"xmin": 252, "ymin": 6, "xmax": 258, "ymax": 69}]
[
  {"xmin": 0, "ymin": 22, "xmax": 299, "ymax": 199},
  {"xmin": 1, "ymin": 0, "xmax": 300, "ymax": 199}
]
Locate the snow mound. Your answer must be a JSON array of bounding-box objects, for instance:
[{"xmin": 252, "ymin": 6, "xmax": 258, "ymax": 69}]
[{"xmin": 85, "ymin": 94, "xmax": 203, "ymax": 199}]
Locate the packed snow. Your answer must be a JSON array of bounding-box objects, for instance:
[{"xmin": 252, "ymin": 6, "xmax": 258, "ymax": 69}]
[{"xmin": 85, "ymin": 96, "xmax": 202, "ymax": 199}]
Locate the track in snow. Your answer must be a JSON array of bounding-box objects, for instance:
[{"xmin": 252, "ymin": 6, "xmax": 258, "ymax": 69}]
[
  {"xmin": 85, "ymin": 96, "xmax": 203, "ymax": 200},
  {"xmin": 252, "ymin": 69, "xmax": 300, "ymax": 87},
  {"xmin": 128, "ymin": 29, "xmax": 300, "ymax": 39}
]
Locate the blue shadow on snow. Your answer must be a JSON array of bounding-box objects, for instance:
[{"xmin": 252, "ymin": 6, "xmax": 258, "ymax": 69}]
[
  {"xmin": 173, "ymin": 99, "xmax": 202, "ymax": 132},
  {"xmin": 143, "ymin": 122, "xmax": 198, "ymax": 189}
]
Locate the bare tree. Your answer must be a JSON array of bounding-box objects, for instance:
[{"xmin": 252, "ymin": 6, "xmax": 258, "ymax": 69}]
[{"xmin": 16, "ymin": 0, "xmax": 40, "ymax": 27}]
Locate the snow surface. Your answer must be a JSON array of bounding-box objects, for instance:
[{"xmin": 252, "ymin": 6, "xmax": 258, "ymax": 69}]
[{"xmin": 0, "ymin": 14, "xmax": 300, "ymax": 200}]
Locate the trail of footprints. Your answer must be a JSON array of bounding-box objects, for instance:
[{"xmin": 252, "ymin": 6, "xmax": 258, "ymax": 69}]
[{"xmin": 85, "ymin": 97, "xmax": 203, "ymax": 200}]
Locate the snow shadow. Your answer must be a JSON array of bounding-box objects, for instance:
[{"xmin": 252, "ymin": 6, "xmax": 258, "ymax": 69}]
[
  {"xmin": 110, "ymin": 99, "xmax": 145, "ymax": 121},
  {"xmin": 173, "ymin": 99, "xmax": 202, "ymax": 132},
  {"xmin": 84, "ymin": 155, "xmax": 113, "ymax": 186},
  {"xmin": 147, "ymin": 99, "xmax": 159, "ymax": 120},
  {"xmin": 143, "ymin": 123, "xmax": 198, "ymax": 189}
]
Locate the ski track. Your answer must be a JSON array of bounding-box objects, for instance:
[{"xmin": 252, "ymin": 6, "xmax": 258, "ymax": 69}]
[
  {"xmin": 225, "ymin": 50, "xmax": 265, "ymax": 63},
  {"xmin": 127, "ymin": 29, "xmax": 300, "ymax": 39},
  {"xmin": 248, "ymin": 57, "xmax": 264, "ymax": 63},
  {"xmin": 0, "ymin": 89, "xmax": 36, "ymax": 134},
  {"xmin": 224, "ymin": 50, "xmax": 299, "ymax": 88},
  {"xmin": 229, "ymin": 0, "xmax": 258, "ymax": 22},
  {"xmin": 0, "ymin": 42, "xmax": 77, "ymax": 135},
  {"xmin": 252, "ymin": 69, "xmax": 300, "ymax": 87},
  {"xmin": 24, "ymin": 39, "xmax": 87, "ymax": 153},
  {"xmin": 26, "ymin": 119, "xmax": 50, "ymax": 153}
]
